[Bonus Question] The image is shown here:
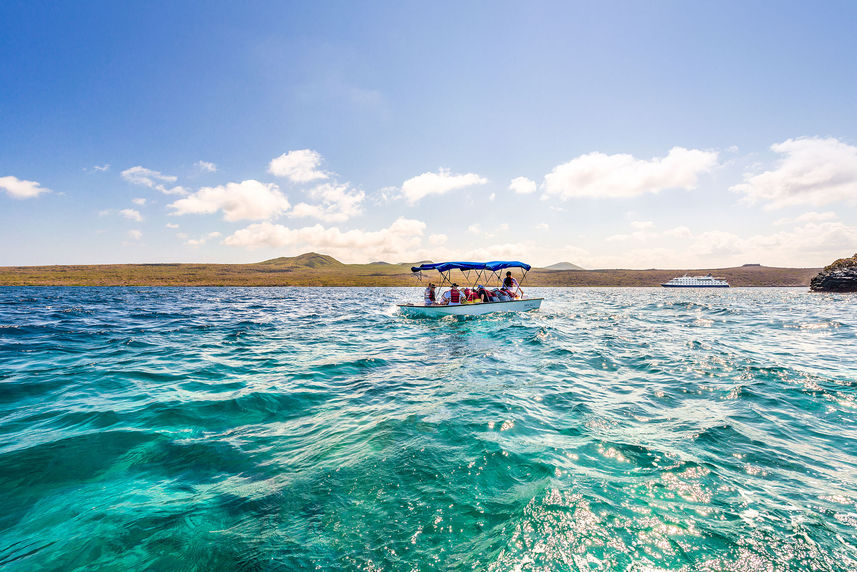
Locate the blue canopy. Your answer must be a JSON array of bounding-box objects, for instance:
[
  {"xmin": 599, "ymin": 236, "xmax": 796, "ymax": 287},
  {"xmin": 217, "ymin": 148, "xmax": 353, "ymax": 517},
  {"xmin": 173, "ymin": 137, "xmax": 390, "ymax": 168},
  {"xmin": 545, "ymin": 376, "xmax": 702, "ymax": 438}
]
[{"xmin": 411, "ymin": 260, "xmax": 531, "ymax": 273}]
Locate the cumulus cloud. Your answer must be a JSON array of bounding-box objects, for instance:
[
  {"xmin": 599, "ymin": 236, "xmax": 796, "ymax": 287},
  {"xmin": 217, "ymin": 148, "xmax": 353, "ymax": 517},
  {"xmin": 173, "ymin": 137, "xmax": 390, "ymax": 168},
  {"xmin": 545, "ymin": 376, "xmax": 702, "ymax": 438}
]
[
  {"xmin": 542, "ymin": 147, "xmax": 718, "ymax": 199},
  {"xmin": 630, "ymin": 220, "xmax": 654, "ymax": 230},
  {"xmin": 127, "ymin": 229, "xmax": 142, "ymax": 240},
  {"xmin": 773, "ymin": 211, "xmax": 838, "ymax": 226},
  {"xmin": 168, "ymin": 180, "xmax": 290, "ymax": 221},
  {"xmin": 509, "ymin": 176, "xmax": 537, "ymax": 194},
  {"xmin": 166, "ymin": 223, "xmax": 179, "ymax": 229},
  {"xmin": 186, "ymin": 231, "xmax": 222, "ymax": 246},
  {"xmin": 0, "ymin": 175, "xmax": 51, "ymax": 199},
  {"xmin": 401, "ymin": 168, "xmax": 488, "ymax": 204},
  {"xmin": 119, "ymin": 208, "xmax": 143, "ymax": 222},
  {"xmin": 131, "ymin": 197, "xmax": 147, "ymax": 206},
  {"xmin": 268, "ymin": 149, "xmax": 328, "ymax": 182},
  {"xmin": 224, "ymin": 217, "xmax": 427, "ymax": 261},
  {"xmin": 289, "ymin": 182, "xmax": 365, "ymax": 222},
  {"xmin": 601, "ymin": 216, "xmax": 856, "ymax": 268},
  {"xmin": 121, "ymin": 166, "xmax": 186, "ymax": 195},
  {"xmin": 731, "ymin": 137, "xmax": 857, "ymax": 208},
  {"xmin": 195, "ymin": 160, "xmax": 217, "ymax": 173}
]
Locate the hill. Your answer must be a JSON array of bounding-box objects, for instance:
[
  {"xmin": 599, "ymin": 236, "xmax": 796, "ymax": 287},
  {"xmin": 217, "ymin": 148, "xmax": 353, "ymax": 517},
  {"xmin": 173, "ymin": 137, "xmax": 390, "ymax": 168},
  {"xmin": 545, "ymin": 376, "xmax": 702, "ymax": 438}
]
[
  {"xmin": 543, "ymin": 262, "xmax": 585, "ymax": 271},
  {"xmin": 0, "ymin": 254, "xmax": 820, "ymax": 287}
]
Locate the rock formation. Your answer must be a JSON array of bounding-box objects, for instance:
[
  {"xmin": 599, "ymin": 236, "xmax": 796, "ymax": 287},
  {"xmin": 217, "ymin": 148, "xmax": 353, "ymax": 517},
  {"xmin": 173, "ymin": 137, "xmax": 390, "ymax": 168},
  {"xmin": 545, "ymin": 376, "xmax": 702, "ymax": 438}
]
[{"xmin": 810, "ymin": 253, "xmax": 857, "ymax": 292}]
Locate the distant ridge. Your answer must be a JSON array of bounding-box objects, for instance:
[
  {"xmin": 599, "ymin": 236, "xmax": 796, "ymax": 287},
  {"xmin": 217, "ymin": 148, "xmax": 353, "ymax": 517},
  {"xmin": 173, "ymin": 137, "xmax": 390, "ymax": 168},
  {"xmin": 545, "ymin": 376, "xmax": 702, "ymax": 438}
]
[
  {"xmin": 260, "ymin": 252, "xmax": 343, "ymax": 268},
  {"xmin": 0, "ymin": 252, "xmax": 820, "ymax": 287},
  {"xmin": 543, "ymin": 262, "xmax": 584, "ymax": 271}
]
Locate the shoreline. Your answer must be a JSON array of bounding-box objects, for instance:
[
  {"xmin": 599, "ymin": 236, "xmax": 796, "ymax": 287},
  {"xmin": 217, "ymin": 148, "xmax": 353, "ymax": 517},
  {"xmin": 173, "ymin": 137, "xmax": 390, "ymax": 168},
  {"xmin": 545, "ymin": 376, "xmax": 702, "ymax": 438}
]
[{"xmin": 0, "ymin": 263, "xmax": 820, "ymax": 288}]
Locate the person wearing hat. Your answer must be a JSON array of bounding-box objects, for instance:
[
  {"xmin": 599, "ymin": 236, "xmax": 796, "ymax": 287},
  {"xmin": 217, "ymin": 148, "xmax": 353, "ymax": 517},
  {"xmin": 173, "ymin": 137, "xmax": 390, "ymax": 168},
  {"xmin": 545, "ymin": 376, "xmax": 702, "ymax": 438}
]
[
  {"xmin": 440, "ymin": 283, "xmax": 465, "ymax": 305},
  {"xmin": 424, "ymin": 283, "xmax": 437, "ymax": 306}
]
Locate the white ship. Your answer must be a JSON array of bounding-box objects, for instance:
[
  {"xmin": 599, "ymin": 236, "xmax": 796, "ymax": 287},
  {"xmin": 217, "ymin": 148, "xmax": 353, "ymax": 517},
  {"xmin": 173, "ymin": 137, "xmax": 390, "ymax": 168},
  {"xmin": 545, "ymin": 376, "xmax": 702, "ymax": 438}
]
[{"xmin": 661, "ymin": 274, "xmax": 729, "ymax": 288}]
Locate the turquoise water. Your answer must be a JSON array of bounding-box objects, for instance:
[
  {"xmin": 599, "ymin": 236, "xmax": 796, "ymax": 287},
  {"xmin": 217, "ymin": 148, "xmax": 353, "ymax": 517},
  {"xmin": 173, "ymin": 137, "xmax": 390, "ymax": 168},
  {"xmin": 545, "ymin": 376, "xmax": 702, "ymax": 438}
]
[{"xmin": 1, "ymin": 287, "xmax": 856, "ymax": 571}]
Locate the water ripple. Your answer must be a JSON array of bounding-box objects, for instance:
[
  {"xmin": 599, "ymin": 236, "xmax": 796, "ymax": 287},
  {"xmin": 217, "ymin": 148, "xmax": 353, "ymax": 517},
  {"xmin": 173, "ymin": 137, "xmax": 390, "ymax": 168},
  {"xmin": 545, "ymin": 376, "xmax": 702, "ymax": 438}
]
[{"xmin": 1, "ymin": 286, "xmax": 856, "ymax": 570}]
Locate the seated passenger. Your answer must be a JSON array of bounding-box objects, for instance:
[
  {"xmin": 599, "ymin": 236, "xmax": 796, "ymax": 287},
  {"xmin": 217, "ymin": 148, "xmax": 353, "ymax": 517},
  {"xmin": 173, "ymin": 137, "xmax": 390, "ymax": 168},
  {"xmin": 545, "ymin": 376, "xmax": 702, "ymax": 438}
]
[
  {"xmin": 424, "ymin": 283, "xmax": 437, "ymax": 306},
  {"xmin": 502, "ymin": 271, "xmax": 522, "ymax": 298},
  {"xmin": 441, "ymin": 283, "xmax": 465, "ymax": 305},
  {"xmin": 476, "ymin": 285, "xmax": 490, "ymax": 303}
]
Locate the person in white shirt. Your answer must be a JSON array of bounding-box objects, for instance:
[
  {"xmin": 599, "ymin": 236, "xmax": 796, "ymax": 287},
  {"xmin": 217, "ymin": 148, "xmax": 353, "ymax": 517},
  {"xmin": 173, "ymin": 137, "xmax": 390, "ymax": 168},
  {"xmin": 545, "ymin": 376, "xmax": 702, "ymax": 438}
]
[{"xmin": 441, "ymin": 283, "xmax": 465, "ymax": 305}]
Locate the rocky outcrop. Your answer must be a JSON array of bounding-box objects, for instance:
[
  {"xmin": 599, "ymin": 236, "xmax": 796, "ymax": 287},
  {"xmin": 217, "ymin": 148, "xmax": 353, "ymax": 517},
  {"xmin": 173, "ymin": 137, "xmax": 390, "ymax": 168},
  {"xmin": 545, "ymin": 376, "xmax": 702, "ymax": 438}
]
[{"xmin": 810, "ymin": 253, "xmax": 857, "ymax": 292}]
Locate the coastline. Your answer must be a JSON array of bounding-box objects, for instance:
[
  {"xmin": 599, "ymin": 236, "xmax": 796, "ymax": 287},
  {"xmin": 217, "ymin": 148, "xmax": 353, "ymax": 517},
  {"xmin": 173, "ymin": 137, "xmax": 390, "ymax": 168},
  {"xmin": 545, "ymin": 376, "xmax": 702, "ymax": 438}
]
[{"xmin": 0, "ymin": 260, "xmax": 820, "ymax": 288}]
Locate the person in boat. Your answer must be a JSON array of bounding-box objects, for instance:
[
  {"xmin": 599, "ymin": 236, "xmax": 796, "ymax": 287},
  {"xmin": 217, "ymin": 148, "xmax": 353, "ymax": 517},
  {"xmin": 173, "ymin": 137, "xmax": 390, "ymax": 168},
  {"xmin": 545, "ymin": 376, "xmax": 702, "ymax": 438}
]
[
  {"xmin": 441, "ymin": 283, "xmax": 465, "ymax": 305},
  {"xmin": 502, "ymin": 271, "xmax": 522, "ymax": 298},
  {"xmin": 424, "ymin": 283, "xmax": 437, "ymax": 306},
  {"xmin": 476, "ymin": 284, "xmax": 491, "ymax": 303}
]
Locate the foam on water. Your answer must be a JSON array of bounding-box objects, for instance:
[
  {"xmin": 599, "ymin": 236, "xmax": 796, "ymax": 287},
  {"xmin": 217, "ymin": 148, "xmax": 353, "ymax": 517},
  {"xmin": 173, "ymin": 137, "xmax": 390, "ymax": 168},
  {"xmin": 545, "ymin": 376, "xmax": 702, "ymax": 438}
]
[{"xmin": 1, "ymin": 287, "xmax": 856, "ymax": 570}]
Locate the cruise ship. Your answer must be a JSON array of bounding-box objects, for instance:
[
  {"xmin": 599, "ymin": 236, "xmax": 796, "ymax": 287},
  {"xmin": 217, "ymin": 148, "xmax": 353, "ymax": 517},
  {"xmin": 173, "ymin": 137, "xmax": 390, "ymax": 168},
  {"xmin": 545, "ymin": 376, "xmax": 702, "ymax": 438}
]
[{"xmin": 661, "ymin": 274, "xmax": 729, "ymax": 288}]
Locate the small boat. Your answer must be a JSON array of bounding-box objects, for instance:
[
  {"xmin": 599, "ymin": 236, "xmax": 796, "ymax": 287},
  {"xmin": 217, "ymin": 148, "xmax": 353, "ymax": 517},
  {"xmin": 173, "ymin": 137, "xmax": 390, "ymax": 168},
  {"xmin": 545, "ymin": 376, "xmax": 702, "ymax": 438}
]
[
  {"xmin": 661, "ymin": 274, "xmax": 729, "ymax": 288},
  {"xmin": 398, "ymin": 260, "xmax": 543, "ymax": 317}
]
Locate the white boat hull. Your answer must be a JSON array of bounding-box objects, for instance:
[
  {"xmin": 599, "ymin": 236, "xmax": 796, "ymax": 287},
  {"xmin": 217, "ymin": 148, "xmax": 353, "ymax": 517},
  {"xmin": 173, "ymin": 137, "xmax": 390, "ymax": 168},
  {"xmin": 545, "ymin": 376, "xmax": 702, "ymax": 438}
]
[{"xmin": 397, "ymin": 298, "xmax": 543, "ymax": 318}]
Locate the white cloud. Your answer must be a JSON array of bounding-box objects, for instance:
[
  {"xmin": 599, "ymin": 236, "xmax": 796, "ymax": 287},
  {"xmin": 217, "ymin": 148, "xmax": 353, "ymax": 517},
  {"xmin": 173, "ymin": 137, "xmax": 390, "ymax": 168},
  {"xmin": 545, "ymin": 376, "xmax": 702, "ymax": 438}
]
[
  {"xmin": 598, "ymin": 217, "xmax": 856, "ymax": 268},
  {"xmin": 268, "ymin": 149, "xmax": 328, "ymax": 182},
  {"xmin": 401, "ymin": 168, "xmax": 488, "ymax": 204},
  {"xmin": 168, "ymin": 180, "xmax": 290, "ymax": 221},
  {"xmin": 121, "ymin": 166, "xmax": 186, "ymax": 195},
  {"xmin": 131, "ymin": 197, "xmax": 147, "ymax": 206},
  {"xmin": 127, "ymin": 229, "xmax": 142, "ymax": 240},
  {"xmin": 731, "ymin": 137, "xmax": 857, "ymax": 208},
  {"xmin": 0, "ymin": 175, "xmax": 51, "ymax": 199},
  {"xmin": 289, "ymin": 182, "xmax": 365, "ymax": 222},
  {"xmin": 166, "ymin": 223, "xmax": 179, "ymax": 229},
  {"xmin": 535, "ymin": 223, "xmax": 549, "ymax": 231},
  {"xmin": 774, "ymin": 211, "xmax": 838, "ymax": 226},
  {"xmin": 119, "ymin": 208, "xmax": 143, "ymax": 222},
  {"xmin": 630, "ymin": 220, "xmax": 654, "ymax": 230},
  {"xmin": 489, "ymin": 192, "xmax": 496, "ymax": 202},
  {"xmin": 93, "ymin": 164, "xmax": 110, "ymax": 172},
  {"xmin": 467, "ymin": 222, "xmax": 508, "ymax": 239},
  {"xmin": 224, "ymin": 217, "xmax": 427, "ymax": 261},
  {"xmin": 186, "ymin": 231, "xmax": 222, "ymax": 246},
  {"xmin": 509, "ymin": 176, "xmax": 537, "ymax": 194},
  {"xmin": 195, "ymin": 160, "xmax": 217, "ymax": 173},
  {"xmin": 543, "ymin": 147, "xmax": 718, "ymax": 199}
]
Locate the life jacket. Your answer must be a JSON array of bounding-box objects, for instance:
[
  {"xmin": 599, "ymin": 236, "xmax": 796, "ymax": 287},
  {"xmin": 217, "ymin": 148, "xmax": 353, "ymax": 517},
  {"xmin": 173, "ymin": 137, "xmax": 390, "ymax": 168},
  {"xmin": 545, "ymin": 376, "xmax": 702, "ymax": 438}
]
[
  {"xmin": 465, "ymin": 288, "xmax": 479, "ymax": 301},
  {"xmin": 450, "ymin": 288, "xmax": 461, "ymax": 303},
  {"xmin": 425, "ymin": 287, "xmax": 436, "ymax": 302}
]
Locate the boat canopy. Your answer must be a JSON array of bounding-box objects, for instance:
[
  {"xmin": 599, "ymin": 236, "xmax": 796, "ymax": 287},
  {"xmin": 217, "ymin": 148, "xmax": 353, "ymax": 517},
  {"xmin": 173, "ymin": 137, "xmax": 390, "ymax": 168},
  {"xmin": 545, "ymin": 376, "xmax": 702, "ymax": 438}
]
[{"xmin": 411, "ymin": 261, "xmax": 531, "ymax": 273}]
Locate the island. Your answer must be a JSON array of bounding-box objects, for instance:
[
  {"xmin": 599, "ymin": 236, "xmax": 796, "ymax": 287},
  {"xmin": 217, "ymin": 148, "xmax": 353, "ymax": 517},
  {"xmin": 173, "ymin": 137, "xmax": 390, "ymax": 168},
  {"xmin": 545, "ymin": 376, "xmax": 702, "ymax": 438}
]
[
  {"xmin": 810, "ymin": 253, "xmax": 857, "ymax": 292},
  {"xmin": 0, "ymin": 252, "xmax": 821, "ymax": 287}
]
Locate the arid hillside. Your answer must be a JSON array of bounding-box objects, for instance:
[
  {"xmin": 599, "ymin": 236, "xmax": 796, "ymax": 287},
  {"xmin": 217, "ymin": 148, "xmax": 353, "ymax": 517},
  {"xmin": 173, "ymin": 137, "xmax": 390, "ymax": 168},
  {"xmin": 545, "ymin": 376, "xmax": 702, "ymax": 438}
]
[{"xmin": 0, "ymin": 253, "xmax": 819, "ymax": 287}]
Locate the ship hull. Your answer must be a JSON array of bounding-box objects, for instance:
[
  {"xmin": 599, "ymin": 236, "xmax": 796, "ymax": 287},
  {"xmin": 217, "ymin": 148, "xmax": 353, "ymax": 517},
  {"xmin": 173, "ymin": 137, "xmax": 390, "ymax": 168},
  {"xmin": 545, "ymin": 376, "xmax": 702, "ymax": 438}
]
[
  {"xmin": 398, "ymin": 298, "xmax": 542, "ymax": 317},
  {"xmin": 661, "ymin": 284, "xmax": 730, "ymax": 288}
]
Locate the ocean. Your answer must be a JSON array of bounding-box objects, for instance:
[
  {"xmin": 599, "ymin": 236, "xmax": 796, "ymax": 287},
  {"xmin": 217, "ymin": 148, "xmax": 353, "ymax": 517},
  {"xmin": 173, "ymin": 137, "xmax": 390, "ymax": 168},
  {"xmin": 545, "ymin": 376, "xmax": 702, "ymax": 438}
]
[{"xmin": 1, "ymin": 286, "xmax": 855, "ymax": 571}]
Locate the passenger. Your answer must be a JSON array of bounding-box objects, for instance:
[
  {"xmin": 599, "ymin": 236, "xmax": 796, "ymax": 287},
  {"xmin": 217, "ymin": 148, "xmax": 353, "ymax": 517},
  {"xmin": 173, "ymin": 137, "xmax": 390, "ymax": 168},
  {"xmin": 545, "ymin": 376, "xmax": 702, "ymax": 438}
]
[
  {"xmin": 502, "ymin": 271, "xmax": 522, "ymax": 298},
  {"xmin": 476, "ymin": 285, "xmax": 491, "ymax": 303},
  {"xmin": 441, "ymin": 283, "xmax": 465, "ymax": 305},
  {"xmin": 464, "ymin": 287, "xmax": 479, "ymax": 302},
  {"xmin": 424, "ymin": 283, "xmax": 436, "ymax": 306}
]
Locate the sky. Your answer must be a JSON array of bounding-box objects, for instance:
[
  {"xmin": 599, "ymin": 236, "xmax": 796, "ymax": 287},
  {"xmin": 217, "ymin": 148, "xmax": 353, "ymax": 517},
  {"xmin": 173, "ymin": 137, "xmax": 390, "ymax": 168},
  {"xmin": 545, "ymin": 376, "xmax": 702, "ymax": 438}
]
[{"xmin": 1, "ymin": 1, "xmax": 856, "ymax": 269}]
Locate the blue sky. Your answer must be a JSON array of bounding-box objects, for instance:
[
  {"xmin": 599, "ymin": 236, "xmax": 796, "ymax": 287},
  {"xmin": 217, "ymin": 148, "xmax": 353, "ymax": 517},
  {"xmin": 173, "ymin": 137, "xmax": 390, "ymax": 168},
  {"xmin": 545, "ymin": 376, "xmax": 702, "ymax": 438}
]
[{"xmin": 2, "ymin": 1, "xmax": 856, "ymax": 268}]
